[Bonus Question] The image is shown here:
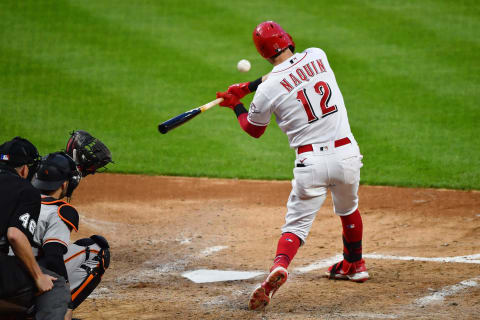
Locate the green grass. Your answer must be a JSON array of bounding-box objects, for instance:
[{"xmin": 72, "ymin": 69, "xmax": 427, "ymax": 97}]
[{"xmin": 0, "ymin": 0, "xmax": 478, "ymax": 189}]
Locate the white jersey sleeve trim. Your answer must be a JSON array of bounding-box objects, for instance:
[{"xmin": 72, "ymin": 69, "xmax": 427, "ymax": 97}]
[{"xmin": 247, "ymin": 116, "xmax": 269, "ymax": 126}]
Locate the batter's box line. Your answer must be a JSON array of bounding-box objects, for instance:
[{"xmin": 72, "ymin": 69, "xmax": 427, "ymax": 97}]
[
  {"xmin": 363, "ymin": 253, "xmax": 480, "ymax": 264},
  {"xmin": 295, "ymin": 253, "xmax": 480, "ymax": 273},
  {"xmin": 413, "ymin": 275, "xmax": 480, "ymax": 306}
]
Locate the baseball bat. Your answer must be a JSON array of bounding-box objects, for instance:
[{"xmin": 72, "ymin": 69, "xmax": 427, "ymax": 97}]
[{"xmin": 158, "ymin": 97, "xmax": 223, "ymax": 134}]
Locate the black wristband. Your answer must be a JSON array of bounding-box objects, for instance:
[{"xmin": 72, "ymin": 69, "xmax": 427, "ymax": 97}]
[
  {"xmin": 234, "ymin": 104, "xmax": 248, "ymax": 117},
  {"xmin": 248, "ymin": 77, "xmax": 263, "ymax": 92}
]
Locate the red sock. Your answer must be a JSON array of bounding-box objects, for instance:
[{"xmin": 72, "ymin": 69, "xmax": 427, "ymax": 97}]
[
  {"xmin": 341, "ymin": 209, "xmax": 363, "ymax": 242},
  {"xmin": 340, "ymin": 209, "xmax": 363, "ymax": 262},
  {"xmin": 272, "ymin": 233, "xmax": 301, "ymax": 270}
]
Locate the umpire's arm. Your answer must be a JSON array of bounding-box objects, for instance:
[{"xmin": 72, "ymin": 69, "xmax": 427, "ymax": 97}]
[{"xmin": 7, "ymin": 227, "xmax": 54, "ymax": 291}]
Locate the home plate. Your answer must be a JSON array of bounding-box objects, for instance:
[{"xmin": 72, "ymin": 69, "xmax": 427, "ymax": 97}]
[{"xmin": 182, "ymin": 269, "xmax": 264, "ymax": 283}]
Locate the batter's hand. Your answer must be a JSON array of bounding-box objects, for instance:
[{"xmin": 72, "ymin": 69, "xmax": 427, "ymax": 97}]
[
  {"xmin": 227, "ymin": 82, "xmax": 250, "ymax": 99},
  {"xmin": 35, "ymin": 273, "xmax": 57, "ymax": 294},
  {"xmin": 216, "ymin": 92, "xmax": 241, "ymax": 110}
]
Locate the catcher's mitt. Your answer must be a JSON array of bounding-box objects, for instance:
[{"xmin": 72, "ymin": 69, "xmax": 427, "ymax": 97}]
[{"xmin": 66, "ymin": 130, "xmax": 113, "ymax": 177}]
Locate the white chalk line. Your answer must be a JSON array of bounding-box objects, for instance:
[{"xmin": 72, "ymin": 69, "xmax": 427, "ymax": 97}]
[
  {"xmin": 294, "ymin": 255, "xmax": 343, "ymax": 273},
  {"xmin": 295, "ymin": 253, "xmax": 480, "ymax": 274},
  {"xmin": 79, "ymin": 214, "xmax": 123, "ymax": 231},
  {"xmin": 364, "ymin": 253, "xmax": 480, "ymax": 264},
  {"xmin": 414, "ymin": 276, "xmax": 480, "ymax": 306},
  {"xmin": 294, "ymin": 253, "xmax": 480, "ymax": 317},
  {"xmin": 132, "ymin": 250, "xmax": 480, "ymax": 284}
]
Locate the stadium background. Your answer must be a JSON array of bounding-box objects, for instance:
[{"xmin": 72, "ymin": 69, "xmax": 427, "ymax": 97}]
[{"xmin": 1, "ymin": 0, "xmax": 478, "ymax": 189}]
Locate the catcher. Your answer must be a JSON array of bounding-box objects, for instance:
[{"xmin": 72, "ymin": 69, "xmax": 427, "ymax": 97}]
[{"xmin": 31, "ymin": 131, "xmax": 112, "ymax": 320}]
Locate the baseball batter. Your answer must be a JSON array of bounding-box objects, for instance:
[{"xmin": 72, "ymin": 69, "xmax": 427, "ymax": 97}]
[{"xmin": 216, "ymin": 21, "xmax": 368, "ymax": 310}]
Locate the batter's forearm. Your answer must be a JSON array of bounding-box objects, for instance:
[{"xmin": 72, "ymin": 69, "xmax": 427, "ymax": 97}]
[
  {"xmin": 7, "ymin": 227, "xmax": 43, "ymax": 281},
  {"xmin": 233, "ymin": 105, "xmax": 266, "ymax": 138}
]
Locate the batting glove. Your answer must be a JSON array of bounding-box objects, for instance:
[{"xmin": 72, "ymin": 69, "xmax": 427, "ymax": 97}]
[
  {"xmin": 227, "ymin": 82, "xmax": 250, "ymax": 99},
  {"xmin": 216, "ymin": 91, "xmax": 241, "ymax": 110}
]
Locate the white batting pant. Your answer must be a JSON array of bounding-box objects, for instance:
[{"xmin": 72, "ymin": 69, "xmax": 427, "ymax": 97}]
[{"xmin": 282, "ymin": 137, "xmax": 363, "ymax": 243}]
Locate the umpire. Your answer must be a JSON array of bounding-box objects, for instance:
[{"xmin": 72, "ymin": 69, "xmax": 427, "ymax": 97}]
[{"xmin": 0, "ymin": 137, "xmax": 70, "ymax": 319}]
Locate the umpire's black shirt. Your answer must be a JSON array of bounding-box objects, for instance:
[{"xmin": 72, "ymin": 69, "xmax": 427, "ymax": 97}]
[{"xmin": 0, "ymin": 164, "xmax": 40, "ymax": 254}]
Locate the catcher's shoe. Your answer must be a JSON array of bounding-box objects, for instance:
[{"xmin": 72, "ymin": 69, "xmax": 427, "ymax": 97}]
[
  {"xmin": 249, "ymin": 266, "xmax": 288, "ymax": 311},
  {"xmin": 326, "ymin": 258, "xmax": 369, "ymax": 282}
]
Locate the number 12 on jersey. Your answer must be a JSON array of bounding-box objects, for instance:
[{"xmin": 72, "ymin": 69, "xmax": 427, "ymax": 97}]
[{"xmin": 296, "ymin": 81, "xmax": 338, "ymax": 123}]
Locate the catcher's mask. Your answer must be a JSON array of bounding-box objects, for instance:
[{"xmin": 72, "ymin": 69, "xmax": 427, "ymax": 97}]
[
  {"xmin": 0, "ymin": 136, "xmax": 41, "ymax": 180},
  {"xmin": 253, "ymin": 21, "xmax": 295, "ymax": 59},
  {"xmin": 31, "ymin": 152, "xmax": 81, "ymax": 198}
]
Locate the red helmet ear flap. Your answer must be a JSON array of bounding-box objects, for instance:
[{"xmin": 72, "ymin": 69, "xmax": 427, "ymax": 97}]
[{"xmin": 287, "ymin": 33, "xmax": 295, "ymax": 53}]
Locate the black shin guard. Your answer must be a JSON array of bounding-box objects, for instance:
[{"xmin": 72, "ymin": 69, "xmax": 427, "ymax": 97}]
[{"xmin": 69, "ymin": 271, "xmax": 102, "ymax": 310}]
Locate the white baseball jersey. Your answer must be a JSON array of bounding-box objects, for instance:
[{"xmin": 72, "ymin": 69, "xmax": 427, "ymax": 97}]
[{"xmin": 249, "ymin": 48, "xmax": 353, "ymax": 148}]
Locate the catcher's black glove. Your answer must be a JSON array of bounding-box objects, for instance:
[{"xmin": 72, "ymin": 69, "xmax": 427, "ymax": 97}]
[{"xmin": 66, "ymin": 130, "xmax": 113, "ymax": 177}]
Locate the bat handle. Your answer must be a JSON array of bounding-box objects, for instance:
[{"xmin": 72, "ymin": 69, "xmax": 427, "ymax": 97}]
[{"xmin": 200, "ymin": 98, "xmax": 224, "ymax": 112}]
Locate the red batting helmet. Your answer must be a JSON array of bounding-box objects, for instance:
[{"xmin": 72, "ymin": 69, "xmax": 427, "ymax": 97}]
[{"xmin": 252, "ymin": 21, "xmax": 295, "ymax": 59}]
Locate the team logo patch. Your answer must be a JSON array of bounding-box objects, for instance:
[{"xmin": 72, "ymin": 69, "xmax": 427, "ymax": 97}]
[
  {"xmin": 286, "ymin": 238, "xmax": 293, "ymax": 243},
  {"xmin": 0, "ymin": 154, "xmax": 9, "ymax": 161},
  {"xmin": 250, "ymin": 102, "xmax": 260, "ymax": 113}
]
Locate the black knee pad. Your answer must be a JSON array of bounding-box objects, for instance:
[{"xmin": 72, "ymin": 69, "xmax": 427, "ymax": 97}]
[
  {"xmin": 90, "ymin": 235, "xmax": 109, "ymax": 249},
  {"xmin": 73, "ymin": 237, "xmax": 95, "ymax": 247}
]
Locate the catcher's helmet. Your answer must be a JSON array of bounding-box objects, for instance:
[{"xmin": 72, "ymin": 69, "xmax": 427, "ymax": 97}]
[
  {"xmin": 31, "ymin": 152, "xmax": 81, "ymax": 198},
  {"xmin": 253, "ymin": 21, "xmax": 295, "ymax": 59},
  {"xmin": 0, "ymin": 137, "xmax": 41, "ymax": 180}
]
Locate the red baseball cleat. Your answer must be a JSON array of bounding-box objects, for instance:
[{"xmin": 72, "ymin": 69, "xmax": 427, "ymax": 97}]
[
  {"xmin": 326, "ymin": 258, "xmax": 369, "ymax": 282},
  {"xmin": 248, "ymin": 266, "xmax": 288, "ymax": 311}
]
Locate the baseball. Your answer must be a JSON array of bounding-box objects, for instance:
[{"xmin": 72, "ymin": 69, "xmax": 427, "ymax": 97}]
[{"xmin": 237, "ymin": 59, "xmax": 251, "ymax": 72}]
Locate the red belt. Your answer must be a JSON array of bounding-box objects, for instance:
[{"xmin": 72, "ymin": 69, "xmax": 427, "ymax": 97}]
[{"xmin": 297, "ymin": 137, "xmax": 351, "ymax": 154}]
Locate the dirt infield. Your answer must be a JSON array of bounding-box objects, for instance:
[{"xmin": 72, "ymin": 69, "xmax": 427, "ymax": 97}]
[{"xmin": 72, "ymin": 174, "xmax": 480, "ymax": 320}]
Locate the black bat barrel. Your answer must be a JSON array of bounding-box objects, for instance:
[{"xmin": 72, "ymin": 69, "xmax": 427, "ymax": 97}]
[{"xmin": 158, "ymin": 108, "xmax": 201, "ymax": 134}]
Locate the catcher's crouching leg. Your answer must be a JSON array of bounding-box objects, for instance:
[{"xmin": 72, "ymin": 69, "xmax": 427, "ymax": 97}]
[{"xmin": 69, "ymin": 235, "xmax": 110, "ymax": 310}]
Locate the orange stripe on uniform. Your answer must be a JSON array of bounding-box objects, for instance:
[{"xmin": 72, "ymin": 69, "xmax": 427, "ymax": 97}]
[
  {"xmin": 41, "ymin": 198, "xmax": 67, "ymax": 205},
  {"xmin": 64, "ymin": 249, "xmax": 99, "ymax": 263},
  {"xmin": 71, "ymin": 274, "xmax": 94, "ymax": 301},
  {"xmin": 43, "ymin": 238, "xmax": 68, "ymax": 247}
]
